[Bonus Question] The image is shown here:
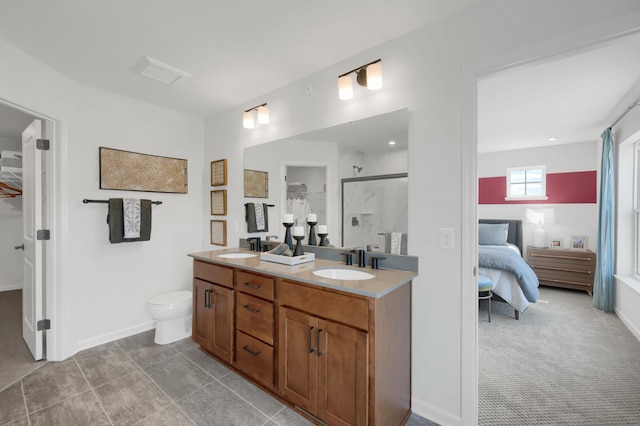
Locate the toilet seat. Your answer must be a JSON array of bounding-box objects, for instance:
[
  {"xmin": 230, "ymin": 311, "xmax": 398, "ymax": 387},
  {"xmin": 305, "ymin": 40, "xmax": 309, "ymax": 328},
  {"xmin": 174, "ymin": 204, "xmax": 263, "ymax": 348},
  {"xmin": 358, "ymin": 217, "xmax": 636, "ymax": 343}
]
[{"xmin": 149, "ymin": 291, "xmax": 192, "ymax": 306}]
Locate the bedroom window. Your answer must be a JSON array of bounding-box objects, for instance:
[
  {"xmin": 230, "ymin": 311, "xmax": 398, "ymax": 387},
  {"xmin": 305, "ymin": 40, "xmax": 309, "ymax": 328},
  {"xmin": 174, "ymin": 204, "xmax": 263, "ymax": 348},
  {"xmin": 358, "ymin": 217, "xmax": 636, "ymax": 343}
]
[{"xmin": 505, "ymin": 166, "xmax": 548, "ymax": 200}]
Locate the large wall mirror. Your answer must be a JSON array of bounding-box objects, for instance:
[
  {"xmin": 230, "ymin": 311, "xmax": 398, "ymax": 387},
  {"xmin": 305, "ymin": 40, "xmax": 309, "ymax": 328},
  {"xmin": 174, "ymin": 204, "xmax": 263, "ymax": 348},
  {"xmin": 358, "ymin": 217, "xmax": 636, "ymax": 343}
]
[{"xmin": 243, "ymin": 108, "xmax": 409, "ymax": 253}]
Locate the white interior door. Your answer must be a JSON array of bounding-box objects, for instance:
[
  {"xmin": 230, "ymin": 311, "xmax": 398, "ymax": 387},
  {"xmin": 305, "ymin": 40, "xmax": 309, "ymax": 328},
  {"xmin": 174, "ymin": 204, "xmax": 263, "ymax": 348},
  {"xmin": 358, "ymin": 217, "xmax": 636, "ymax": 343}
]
[{"xmin": 22, "ymin": 119, "xmax": 43, "ymax": 360}]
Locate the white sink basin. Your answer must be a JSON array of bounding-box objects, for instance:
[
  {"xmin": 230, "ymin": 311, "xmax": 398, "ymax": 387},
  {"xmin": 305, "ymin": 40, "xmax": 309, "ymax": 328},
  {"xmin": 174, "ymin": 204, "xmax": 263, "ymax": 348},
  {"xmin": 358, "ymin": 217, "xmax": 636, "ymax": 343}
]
[
  {"xmin": 312, "ymin": 268, "xmax": 375, "ymax": 280},
  {"xmin": 217, "ymin": 252, "xmax": 257, "ymax": 259}
]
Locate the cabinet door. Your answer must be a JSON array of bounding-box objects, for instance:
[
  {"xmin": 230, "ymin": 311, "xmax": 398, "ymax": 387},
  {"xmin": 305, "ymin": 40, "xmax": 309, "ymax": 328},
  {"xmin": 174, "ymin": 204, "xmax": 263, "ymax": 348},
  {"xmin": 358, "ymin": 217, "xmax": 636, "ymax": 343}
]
[
  {"xmin": 317, "ymin": 319, "xmax": 368, "ymax": 426},
  {"xmin": 192, "ymin": 279, "xmax": 212, "ymax": 348},
  {"xmin": 278, "ymin": 307, "xmax": 319, "ymax": 415},
  {"xmin": 207, "ymin": 284, "xmax": 234, "ymax": 364}
]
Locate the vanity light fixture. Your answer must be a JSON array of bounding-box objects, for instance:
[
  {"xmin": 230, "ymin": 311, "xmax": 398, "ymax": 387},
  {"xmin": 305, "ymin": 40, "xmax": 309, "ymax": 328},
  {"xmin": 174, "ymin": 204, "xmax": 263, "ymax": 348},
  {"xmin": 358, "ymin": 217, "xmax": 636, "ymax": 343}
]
[
  {"xmin": 243, "ymin": 103, "xmax": 269, "ymax": 129},
  {"xmin": 337, "ymin": 59, "xmax": 383, "ymax": 100}
]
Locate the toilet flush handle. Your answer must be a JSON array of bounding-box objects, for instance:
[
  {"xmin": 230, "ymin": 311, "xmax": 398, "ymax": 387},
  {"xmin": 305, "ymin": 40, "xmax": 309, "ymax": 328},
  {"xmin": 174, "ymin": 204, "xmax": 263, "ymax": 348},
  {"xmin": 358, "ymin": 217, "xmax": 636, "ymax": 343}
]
[{"xmin": 14, "ymin": 244, "xmax": 24, "ymax": 250}]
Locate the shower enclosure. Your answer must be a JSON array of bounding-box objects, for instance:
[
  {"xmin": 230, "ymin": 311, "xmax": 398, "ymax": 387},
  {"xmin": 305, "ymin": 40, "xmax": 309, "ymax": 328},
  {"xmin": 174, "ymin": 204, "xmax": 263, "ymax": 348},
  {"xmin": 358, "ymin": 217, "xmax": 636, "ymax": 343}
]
[{"xmin": 342, "ymin": 173, "xmax": 408, "ymax": 254}]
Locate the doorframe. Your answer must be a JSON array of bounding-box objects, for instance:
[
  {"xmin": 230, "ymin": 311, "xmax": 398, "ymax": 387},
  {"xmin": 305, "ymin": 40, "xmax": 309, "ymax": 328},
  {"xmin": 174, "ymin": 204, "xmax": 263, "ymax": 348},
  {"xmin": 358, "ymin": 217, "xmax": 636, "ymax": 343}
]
[
  {"xmin": 0, "ymin": 98, "xmax": 57, "ymax": 361},
  {"xmin": 461, "ymin": 28, "xmax": 640, "ymax": 425}
]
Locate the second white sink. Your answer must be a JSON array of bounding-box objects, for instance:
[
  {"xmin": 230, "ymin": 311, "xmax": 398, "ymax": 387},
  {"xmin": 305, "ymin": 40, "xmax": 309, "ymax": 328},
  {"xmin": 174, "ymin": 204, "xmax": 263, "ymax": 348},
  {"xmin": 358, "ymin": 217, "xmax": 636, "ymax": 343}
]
[
  {"xmin": 218, "ymin": 252, "xmax": 257, "ymax": 259},
  {"xmin": 312, "ymin": 268, "xmax": 375, "ymax": 280}
]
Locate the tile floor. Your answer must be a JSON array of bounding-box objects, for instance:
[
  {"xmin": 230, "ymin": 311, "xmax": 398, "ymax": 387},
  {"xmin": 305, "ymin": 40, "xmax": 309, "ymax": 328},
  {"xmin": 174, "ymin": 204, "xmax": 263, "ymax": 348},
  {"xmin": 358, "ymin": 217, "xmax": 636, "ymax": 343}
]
[{"xmin": 0, "ymin": 330, "xmax": 437, "ymax": 426}]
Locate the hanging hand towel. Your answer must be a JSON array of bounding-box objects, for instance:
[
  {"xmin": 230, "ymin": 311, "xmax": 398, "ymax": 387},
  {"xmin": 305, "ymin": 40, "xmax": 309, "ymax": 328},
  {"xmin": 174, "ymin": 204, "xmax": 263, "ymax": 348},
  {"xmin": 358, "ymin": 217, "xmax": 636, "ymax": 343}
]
[
  {"xmin": 123, "ymin": 198, "xmax": 141, "ymax": 238},
  {"xmin": 246, "ymin": 203, "xmax": 269, "ymax": 233},
  {"xmin": 108, "ymin": 198, "xmax": 152, "ymax": 243}
]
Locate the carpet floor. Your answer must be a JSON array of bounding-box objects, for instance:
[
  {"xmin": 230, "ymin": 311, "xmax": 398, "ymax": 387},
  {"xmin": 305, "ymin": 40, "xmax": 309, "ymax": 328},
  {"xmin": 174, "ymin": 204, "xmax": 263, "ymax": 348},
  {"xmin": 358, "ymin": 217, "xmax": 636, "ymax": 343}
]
[
  {"xmin": 479, "ymin": 286, "xmax": 640, "ymax": 425},
  {"xmin": 0, "ymin": 290, "xmax": 46, "ymax": 392}
]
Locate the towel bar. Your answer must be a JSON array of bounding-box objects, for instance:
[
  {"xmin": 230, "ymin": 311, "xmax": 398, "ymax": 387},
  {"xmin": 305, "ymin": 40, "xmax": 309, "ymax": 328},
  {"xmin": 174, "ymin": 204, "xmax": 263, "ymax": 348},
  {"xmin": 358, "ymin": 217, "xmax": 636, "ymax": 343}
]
[
  {"xmin": 244, "ymin": 203, "xmax": 275, "ymax": 207},
  {"xmin": 83, "ymin": 198, "xmax": 163, "ymax": 205}
]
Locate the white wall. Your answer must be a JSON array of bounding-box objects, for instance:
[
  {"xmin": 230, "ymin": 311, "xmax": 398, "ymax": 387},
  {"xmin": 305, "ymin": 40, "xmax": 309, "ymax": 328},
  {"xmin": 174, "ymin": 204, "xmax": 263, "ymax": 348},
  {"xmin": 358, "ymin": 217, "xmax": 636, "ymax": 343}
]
[
  {"xmin": 479, "ymin": 141, "xmax": 599, "ymax": 255},
  {"xmin": 203, "ymin": 2, "xmax": 640, "ymax": 424},
  {"xmin": 0, "ymin": 38, "xmax": 205, "ymax": 359}
]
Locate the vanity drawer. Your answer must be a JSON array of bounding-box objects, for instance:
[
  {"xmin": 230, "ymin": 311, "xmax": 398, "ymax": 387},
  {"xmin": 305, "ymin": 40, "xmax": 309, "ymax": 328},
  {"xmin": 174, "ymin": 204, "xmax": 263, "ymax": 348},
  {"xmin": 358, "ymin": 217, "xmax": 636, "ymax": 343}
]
[
  {"xmin": 236, "ymin": 270, "xmax": 275, "ymax": 301},
  {"xmin": 236, "ymin": 292, "xmax": 274, "ymax": 345},
  {"xmin": 194, "ymin": 261, "xmax": 234, "ymax": 289},
  {"xmin": 278, "ymin": 280, "xmax": 369, "ymax": 330},
  {"xmin": 234, "ymin": 330, "xmax": 274, "ymax": 389}
]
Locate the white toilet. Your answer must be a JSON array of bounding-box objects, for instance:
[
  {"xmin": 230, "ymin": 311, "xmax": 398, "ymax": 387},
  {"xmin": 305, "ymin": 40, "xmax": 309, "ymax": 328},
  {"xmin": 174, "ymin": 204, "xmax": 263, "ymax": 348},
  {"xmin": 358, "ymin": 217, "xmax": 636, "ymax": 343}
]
[{"xmin": 147, "ymin": 291, "xmax": 193, "ymax": 345}]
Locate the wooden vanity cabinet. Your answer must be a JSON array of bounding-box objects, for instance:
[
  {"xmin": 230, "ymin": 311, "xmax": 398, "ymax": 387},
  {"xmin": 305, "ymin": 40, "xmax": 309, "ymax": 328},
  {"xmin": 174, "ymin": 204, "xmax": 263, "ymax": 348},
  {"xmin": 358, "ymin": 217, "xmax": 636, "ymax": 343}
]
[
  {"xmin": 192, "ymin": 261, "xmax": 234, "ymax": 364},
  {"xmin": 278, "ymin": 279, "xmax": 411, "ymax": 426},
  {"xmin": 233, "ymin": 270, "xmax": 276, "ymax": 389},
  {"xmin": 191, "ymin": 257, "xmax": 412, "ymax": 426}
]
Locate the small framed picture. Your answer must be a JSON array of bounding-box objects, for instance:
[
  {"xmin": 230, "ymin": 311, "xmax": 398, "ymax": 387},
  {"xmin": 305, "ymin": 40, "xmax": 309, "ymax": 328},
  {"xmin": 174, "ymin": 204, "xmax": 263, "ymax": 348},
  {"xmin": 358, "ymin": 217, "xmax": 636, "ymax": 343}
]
[
  {"xmin": 211, "ymin": 159, "xmax": 227, "ymax": 186},
  {"xmin": 210, "ymin": 220, "xmax": 227, "ymax": 246},
  {"xmin": 210, "ymin": 190, "xmax": 227, "ymax": 216},
  {"xmin": 549, "ymin": 238, "xmax": 563, "ymax": 249},
  {"xmin": 570, "ymin": 235, "xmax": 588, "ymax": 250}
]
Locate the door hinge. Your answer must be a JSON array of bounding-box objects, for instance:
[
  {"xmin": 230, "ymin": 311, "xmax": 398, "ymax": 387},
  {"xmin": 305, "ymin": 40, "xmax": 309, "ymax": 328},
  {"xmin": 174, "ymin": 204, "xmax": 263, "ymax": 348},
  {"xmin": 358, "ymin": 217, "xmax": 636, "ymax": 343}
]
[
  {"xmin": 37, "ymin": 319, "xmax": 51, "ymax": 331},
  {"xmin": 36, "ymin": 139, "xmax": 50, "ymax": 150},
  {"xmin": 37, "ymin": 229, "xmax": 51, "ymax": 240}
]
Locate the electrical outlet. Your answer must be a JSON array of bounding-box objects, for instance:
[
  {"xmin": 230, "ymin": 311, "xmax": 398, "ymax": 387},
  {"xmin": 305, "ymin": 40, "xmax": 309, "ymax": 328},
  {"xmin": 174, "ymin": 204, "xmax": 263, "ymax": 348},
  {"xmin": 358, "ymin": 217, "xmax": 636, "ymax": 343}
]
[{"xmin": 440, "ymin": 228, "xmax": 455, "ymax": 249}]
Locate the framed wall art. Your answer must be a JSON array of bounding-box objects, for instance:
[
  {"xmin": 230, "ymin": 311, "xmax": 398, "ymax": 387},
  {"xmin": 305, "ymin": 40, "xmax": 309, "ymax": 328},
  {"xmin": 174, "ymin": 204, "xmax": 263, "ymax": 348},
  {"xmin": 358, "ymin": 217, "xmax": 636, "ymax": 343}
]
[
  {"xmin": 210, "ymin": 220, "xmax": 227, "ymax": 246},
  {"xmin": 210, "ymin": 190, "xmax": 227, "ymax": 216},
  {"xmin": 244, "ymin": 169, "xmax": 268, "ymax": 198},
  {"xmin": 99, "ymin": 147, "xmax": 187, "ymax": 193},
  {"xmin": 211, "ymin": 159, "xmax": 228, "ymax": 186}
]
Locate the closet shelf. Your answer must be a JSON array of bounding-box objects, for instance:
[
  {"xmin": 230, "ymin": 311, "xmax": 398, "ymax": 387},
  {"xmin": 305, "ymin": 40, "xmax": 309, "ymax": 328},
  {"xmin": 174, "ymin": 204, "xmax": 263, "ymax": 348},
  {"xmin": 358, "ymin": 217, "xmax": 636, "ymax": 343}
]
[{"xmin": 0, "ymin": 151, "xmax": 22, "ymax": 196}]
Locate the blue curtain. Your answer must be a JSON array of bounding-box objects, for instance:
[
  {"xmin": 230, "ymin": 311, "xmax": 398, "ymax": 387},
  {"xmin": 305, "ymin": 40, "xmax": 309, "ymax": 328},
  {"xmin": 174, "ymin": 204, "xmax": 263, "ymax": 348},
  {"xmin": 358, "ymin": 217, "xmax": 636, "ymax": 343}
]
[{"xmin": 594, "ymin": 128, "xmax": 615, "ymax": 312}]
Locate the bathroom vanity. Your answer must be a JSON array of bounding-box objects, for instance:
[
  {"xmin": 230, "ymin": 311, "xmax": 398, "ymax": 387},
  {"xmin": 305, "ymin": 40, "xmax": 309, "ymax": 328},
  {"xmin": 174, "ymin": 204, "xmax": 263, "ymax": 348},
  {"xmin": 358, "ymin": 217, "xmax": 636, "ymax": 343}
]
[{"xmin": 188, "ymin": 248, "xmax": 416, "ymax": 426}]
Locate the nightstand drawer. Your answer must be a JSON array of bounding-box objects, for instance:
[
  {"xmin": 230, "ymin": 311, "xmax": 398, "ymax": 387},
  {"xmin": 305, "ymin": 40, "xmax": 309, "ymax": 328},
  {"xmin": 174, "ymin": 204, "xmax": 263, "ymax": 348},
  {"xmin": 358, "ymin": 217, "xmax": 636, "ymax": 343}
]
[{"xmin": 527, "ymin": 246, "xmax": 596, "ymax": 292}]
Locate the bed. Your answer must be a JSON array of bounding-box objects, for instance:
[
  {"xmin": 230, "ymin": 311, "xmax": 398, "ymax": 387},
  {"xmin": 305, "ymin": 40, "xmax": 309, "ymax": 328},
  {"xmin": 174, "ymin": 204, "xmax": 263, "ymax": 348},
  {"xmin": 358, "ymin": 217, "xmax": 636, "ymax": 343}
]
[{"xmin": 478, "ymin": 219, "xmax": 539, "ymax": 319}]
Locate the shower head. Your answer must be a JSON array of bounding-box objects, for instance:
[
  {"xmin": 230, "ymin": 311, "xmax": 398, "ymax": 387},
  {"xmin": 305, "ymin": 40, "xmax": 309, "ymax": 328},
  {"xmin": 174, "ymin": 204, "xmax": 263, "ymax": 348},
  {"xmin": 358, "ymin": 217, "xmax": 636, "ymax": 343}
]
[{"xmin": 353, "ymin": 165, "xmax": 363, "ymax": 173}]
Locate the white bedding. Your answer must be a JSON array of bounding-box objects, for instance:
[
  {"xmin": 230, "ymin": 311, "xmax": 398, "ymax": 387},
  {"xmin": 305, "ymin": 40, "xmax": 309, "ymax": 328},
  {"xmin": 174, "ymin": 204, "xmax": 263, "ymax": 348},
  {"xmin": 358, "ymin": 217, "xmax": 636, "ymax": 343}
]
[{"xmin": 478, "ymin": 243, "xmax": 531, "ymax": 314}]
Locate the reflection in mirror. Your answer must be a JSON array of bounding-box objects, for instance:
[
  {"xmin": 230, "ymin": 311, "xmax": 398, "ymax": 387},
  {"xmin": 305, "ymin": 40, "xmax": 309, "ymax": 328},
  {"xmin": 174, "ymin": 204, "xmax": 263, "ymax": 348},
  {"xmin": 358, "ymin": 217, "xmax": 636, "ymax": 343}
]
[
  {"xmin": 243, "ymin": 108, "xmax": 408, "ymax": 252},
  {"xmin": 342, "ymin": 173, "xmax": 408, "ymax": 254}
]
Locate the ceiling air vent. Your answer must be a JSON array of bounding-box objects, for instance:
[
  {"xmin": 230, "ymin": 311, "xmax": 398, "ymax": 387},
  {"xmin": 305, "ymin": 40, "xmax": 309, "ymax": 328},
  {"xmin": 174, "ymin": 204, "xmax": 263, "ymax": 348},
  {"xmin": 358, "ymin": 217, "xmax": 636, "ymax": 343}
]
[{"xmin": 133, "ymin": 56, "xmax": 191, "ymax": 85}]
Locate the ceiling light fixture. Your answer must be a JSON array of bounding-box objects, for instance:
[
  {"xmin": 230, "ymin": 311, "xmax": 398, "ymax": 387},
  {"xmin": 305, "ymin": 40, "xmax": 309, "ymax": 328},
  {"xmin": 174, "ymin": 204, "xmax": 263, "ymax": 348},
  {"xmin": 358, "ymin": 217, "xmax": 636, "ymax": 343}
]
[
  {"xmin": 243, "ymin": 103, "xmax": 269, "ymax": 129},
  {"xmin": 337, "ymin": 59, "xmax": 383, "ymax": 100}
]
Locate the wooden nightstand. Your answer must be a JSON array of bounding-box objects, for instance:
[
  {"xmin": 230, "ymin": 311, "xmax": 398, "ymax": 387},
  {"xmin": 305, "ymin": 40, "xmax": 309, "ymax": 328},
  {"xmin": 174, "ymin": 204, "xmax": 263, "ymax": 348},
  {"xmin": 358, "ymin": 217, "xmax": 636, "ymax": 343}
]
[{"xmin": 526, "ymin": 246, "xmax": 596, "ymax": 294}]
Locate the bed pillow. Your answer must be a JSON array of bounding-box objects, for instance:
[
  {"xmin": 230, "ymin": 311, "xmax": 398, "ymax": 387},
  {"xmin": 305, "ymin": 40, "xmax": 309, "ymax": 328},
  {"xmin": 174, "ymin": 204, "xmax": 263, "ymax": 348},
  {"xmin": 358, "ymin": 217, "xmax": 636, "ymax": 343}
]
[{"xmin": 479, "ymin": 223, "xmax": 509, "ymax": 245}]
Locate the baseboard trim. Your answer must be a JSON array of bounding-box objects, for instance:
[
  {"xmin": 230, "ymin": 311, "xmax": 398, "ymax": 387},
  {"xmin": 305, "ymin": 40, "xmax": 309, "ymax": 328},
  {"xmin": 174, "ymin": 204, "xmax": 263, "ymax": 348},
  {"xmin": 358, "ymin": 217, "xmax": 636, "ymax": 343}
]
[
  {"xmin": 616, "ymin": 308, "xmax": 640, "ymax": 342},
  {"xmin": 412, "ymin": 397, "xmax": 461, "ymax": 426},
  {"xmin": 76, "ymin": 320, "xmax": 156, "ymax": 353},
  {"xmin": 0, "ymin": 283, "xmax": 23, "ymax": 292}
]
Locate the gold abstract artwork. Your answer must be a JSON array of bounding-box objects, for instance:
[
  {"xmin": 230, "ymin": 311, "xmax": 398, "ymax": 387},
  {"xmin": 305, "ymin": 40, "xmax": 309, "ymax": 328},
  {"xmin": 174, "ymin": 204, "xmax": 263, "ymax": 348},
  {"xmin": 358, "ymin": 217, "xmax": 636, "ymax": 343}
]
[
  {"xmin": 244, "ymin": 169, "xmax": 268, "ymax": 198},
  {"xmin": 100, "ymin": 147, "xmax": 188, "ymax": 193}
]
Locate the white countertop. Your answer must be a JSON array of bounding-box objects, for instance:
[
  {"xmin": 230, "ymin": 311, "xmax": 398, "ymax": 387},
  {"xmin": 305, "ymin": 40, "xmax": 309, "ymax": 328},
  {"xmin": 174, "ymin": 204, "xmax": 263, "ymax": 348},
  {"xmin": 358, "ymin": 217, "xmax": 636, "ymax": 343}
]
[{"xmin": 189, "ymin": 248, "xmax": 417, "ymax": 298}]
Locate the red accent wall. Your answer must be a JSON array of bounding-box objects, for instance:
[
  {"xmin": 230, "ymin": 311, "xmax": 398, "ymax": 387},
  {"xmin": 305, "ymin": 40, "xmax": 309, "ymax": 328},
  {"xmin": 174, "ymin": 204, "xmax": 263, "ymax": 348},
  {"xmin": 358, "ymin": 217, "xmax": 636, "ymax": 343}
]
[{"xmin": 478, "ymin": 171, "xmax": 597, "ymax": 204}]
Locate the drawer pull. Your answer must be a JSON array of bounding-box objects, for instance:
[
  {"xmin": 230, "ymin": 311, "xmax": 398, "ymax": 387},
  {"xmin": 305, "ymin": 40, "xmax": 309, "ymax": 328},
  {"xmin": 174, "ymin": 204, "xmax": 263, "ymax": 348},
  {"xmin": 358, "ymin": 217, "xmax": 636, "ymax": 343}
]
[
  {"xmin": 243, "ymin": 282, "xmax": 262, "ymax": 290},
  {"xmin": 540, "ymin": 277, "xmax": 592, "ymax": 287},
  {"xmin": 204, "ymin": 289, "xmax": 212, "ymax": 308},
  {"xmin": 242, "ymin": 304, "xmax": 260, "ymax": 314},
  {"xmin": 530, "ymin": 253, "xmax": 592, "ymax": 262},
  {"xmin": 243, "ymin": 345, "xmax": 261, "ymax": 357},
  {"xmin": 317, "ymin": 329, "xmax": 324, "ymax": 357},
  {"xmin": 308, "ymin": 326, "xmax": 315, "ymax": 353},
  {"xmin": 530, "ymin": 265, "xmax": 592, "ymax": 274}
]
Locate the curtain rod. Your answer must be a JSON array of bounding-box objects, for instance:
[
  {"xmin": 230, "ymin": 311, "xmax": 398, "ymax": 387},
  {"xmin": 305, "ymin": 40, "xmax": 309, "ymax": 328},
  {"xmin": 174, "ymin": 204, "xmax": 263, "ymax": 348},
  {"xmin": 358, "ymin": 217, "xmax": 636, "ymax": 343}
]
[{"xmin": 609, "ymin": 94, "xmax": 640, "ymax": 129}]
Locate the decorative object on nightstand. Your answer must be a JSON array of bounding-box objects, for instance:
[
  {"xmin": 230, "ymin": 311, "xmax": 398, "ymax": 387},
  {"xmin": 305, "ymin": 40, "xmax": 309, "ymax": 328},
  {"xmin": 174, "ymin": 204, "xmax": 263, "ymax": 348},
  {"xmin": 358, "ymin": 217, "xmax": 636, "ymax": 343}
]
[
  {"xmin": 570, "ymin": 235, "xmax": 588, "ymax": 250},
  {"xmin": 527, "ymin": 246, "xmax": 596, "ymax": 293},
  {"xmin": 526, "ymin": 208, "xmax": 555, "ymax": 248}
]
